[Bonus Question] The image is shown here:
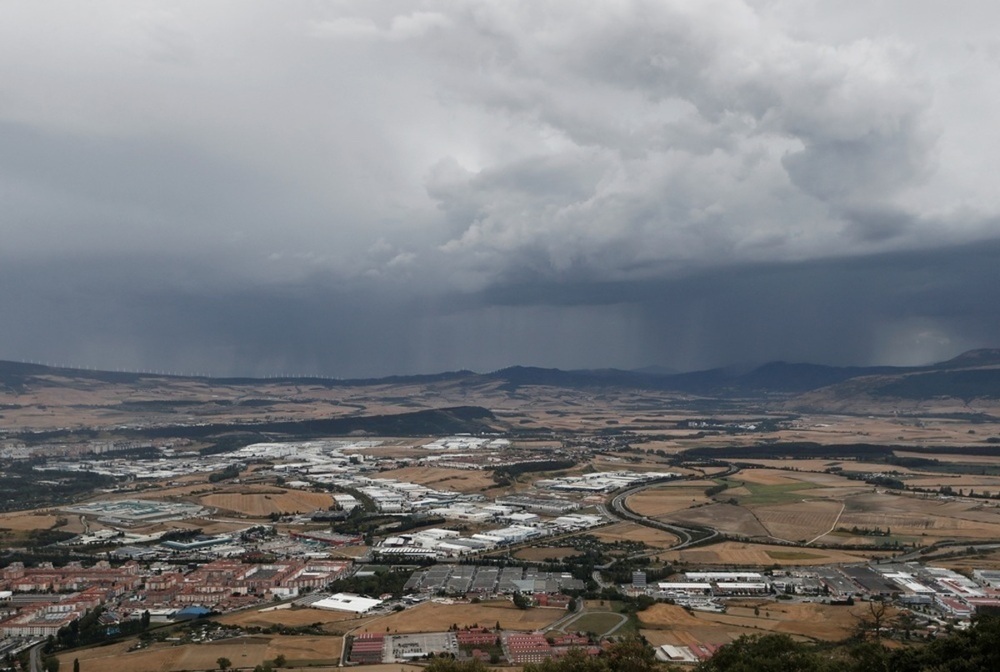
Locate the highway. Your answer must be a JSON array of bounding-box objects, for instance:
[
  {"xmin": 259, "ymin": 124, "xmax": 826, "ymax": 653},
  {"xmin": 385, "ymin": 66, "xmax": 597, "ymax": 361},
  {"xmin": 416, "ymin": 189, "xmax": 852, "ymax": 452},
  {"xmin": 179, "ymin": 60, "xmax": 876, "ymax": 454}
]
[
  {"xmin": 608, "ymin": 486, "xmax": 716, "ymax": 550},
  {"xmin": 604, "ymin": 465, "xmax": 739, "ymax": 553}
]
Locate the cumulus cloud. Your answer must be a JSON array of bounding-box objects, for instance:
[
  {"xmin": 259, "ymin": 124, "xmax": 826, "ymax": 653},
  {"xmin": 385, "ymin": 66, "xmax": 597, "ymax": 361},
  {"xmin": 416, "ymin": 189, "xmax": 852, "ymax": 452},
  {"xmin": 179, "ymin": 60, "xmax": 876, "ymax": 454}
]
[{"xmin": 0, "ymin": 0, "xmax": 998, "ymax": 374}]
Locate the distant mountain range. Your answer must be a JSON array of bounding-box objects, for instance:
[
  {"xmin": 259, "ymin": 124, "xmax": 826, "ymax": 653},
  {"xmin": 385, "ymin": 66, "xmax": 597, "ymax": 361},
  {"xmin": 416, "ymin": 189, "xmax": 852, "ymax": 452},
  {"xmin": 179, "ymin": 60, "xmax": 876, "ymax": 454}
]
[{"xmin": 3, "ymin": 349, "xmax": 1000, "ymax": 402}]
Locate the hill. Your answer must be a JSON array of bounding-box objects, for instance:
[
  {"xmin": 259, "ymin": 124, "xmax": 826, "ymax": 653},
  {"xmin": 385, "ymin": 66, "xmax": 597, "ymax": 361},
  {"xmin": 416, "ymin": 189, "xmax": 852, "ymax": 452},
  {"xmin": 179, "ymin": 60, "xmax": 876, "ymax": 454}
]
[{"xmin": 2, "ymin": 348, "xmax": 1000, "ymax": 431}]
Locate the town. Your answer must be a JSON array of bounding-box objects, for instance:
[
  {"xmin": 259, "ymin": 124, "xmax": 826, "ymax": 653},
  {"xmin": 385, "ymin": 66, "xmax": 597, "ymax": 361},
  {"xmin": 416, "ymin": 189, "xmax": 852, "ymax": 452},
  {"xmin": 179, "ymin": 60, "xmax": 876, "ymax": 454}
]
[{"xmin": 4, "ymin": 429, "xmax": 1000, "ymax": 670}]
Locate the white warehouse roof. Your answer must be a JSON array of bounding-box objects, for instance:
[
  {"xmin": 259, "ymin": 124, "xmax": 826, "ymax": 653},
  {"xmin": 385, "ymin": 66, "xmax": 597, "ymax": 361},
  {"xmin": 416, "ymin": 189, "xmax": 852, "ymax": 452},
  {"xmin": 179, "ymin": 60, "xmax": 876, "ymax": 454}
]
[{"xmin": 311, "ymin": 593, "xmax": 383, "ymax": 614}]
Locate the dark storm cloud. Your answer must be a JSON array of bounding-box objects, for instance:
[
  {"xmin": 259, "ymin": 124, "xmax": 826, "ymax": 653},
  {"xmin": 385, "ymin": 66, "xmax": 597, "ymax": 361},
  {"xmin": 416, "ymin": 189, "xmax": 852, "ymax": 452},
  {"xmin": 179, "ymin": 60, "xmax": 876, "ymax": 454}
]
[
  {"xmin": 1, "ymin": 240, "xmax": 996, "ymax": 376},
  {"xmin": 1, "ymin": 1, "xmax": 1000, "ymax": 375}
]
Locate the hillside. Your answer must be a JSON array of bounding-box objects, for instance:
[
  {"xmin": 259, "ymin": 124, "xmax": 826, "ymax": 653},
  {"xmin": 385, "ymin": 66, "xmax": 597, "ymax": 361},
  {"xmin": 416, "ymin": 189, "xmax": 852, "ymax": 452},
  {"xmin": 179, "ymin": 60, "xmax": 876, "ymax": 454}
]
[{"xmin": 2, "ymin": 349, "xmax": 1000, "ymax": 432}]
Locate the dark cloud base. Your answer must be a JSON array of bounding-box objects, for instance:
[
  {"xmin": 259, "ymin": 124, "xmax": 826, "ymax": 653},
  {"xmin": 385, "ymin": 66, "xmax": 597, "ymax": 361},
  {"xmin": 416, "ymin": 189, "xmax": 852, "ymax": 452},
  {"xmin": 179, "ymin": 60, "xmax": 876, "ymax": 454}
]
[{"xmin": 1, "ymin": 238, "xmax": 997, "ymax": 378}]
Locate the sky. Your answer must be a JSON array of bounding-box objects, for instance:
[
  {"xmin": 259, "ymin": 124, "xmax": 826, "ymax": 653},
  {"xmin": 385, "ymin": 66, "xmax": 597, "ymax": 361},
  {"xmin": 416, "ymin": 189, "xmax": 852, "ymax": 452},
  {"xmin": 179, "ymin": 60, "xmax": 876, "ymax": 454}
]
[{"xmin": 2, "ymin": 0, "xmax": 1000, "ymax": 377}]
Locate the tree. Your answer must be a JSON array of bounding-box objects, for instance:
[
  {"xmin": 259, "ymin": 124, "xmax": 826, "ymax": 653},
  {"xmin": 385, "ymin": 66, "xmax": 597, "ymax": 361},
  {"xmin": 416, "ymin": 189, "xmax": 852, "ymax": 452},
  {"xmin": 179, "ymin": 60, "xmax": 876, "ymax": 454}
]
[
  {"xmin": 512, "ymin": 637, "xmax": 660, "ymax": 672},
  {"xmin": 73, "ymin": 659, "xmax": 80, "ymax": 672},
  {"xmin": 602, "ymin": 634, "xmax": 658, "ymax": 672},
  {"xmin": 854, "ymin": 598, "xmax": 889, "ymax": 642},
  {"xmin": 43, "ymin": 658, "xmax": 60, "ymax": 672},
  {"xmin": 273, "ymin": 653, "xmax": 287, "ymax": 668},
  {"xmin": 425, "ymin": 658, "xmax": 489, "ymax": 672},
  {"xmin": 216, "ymin": 657, "xmax": 232, "ymax": 670},
  {"xmin": 695, "ymin": 633, "xmax": 836, "ymax": 672},
  {"xmin": 892, "ymin": 610, "xmax": 918, "ymax": 640}
]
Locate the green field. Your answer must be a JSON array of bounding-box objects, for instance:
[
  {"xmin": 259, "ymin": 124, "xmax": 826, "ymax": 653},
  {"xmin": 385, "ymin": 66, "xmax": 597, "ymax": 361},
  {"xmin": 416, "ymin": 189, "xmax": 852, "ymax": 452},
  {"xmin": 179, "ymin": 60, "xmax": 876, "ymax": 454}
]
[
  {"xmin": 560, "ymin": 612, "xmax": 629, "ymax": 637},
  {"xmin": 720, "ymin": 478, "xmax": 818, "ymax": 505}
]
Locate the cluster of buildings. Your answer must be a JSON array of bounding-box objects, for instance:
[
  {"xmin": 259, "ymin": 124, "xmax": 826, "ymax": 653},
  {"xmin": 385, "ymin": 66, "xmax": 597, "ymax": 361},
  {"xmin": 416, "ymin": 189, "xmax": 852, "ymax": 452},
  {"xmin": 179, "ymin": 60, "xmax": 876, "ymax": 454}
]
[
  {"xmin": 0, "ymin": 589, "xmax": 103, "ymax": 637},
  {"xmin": 403, "ymin": 564, "xmax": 584, "ymax": 597},
  {"xmin": 63, "ymin": 499, "xmax": 204, "ymax": 527},
  {"xmin": 421, "ymin": 436, "xmax": 510, "ymax": 451},
  {"xmin": 867, "ymin": 564, "xmax": 1000, "ymax": 617},
  {"xmin": 377, "ymin": 513, "xmax": 604, "ymax": 559},
  {"xmin": 646, "ymin": 563, "xmax": 1000, "ymax": 621},
  {"xmin": 141, "ymin": 558, "xmax": 350, "ymax": 606},
  {"xmin": 0, "ymin": 557, "xmax": 351, "ymax": 638},
  {"xmin": 655, "ymin": 643, "xmax": 722, "ymax": 664},
  {"xmin": 346, "ymin": 629, "xmax": 598, "ymax": 666},
  {"xmin": 536, "ymin": 471, "xmax": 678, "ymax": 493},
  {"xmin": 2, "ymin": 439, "xmax": 163, "ymax": 461}
]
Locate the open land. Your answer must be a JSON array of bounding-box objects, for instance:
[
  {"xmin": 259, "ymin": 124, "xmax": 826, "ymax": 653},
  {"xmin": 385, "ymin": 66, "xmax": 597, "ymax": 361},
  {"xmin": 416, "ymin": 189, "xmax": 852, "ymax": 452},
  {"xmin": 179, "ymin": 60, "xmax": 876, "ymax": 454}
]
[
  {"xmin": 639, "ymin": 600, "xmax": 897, "ymax": 647},
  {"xmin": 198, "ymin": 487, "xmax": 335, "ymax": 516},
  {"xmin": 357, "ymin": 600, "xmax": 565, "ymax": 634},
  {"xmin": 656, "ymin": 540, "xmax": 888, "ymax": 565},
  {"xmin": 374, "ymin": 466, "xmax": 498, "ymax": 493},
  {"xmin": 587, "ymin": 521, "xmax": 679, "ymax": 548},
  {"xmin": 513, "ymin": 546, "xmax": 583, "ymax": 561},
  {"xmin": 56, "ymin": 635, "xmax": 343, "ymax": 672},
  {"xmin": 217, "ymin": 606, "xmax": 360, "ymax": 629}
]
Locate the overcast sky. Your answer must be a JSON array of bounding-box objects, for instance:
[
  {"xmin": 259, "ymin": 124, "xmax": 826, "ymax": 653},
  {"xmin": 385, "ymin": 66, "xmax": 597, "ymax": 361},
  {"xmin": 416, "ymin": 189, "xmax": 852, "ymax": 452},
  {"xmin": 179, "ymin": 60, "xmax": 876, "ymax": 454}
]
[{"xmin": 2, "ymin": 0, "xmax": 1000, "ymax": 377}]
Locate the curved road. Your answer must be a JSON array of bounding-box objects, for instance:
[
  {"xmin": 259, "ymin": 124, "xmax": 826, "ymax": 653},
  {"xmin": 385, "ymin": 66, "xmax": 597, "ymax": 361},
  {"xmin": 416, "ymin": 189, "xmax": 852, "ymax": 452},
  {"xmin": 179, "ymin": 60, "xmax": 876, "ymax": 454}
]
[
  {"xmin": 605, "ymin": 465, "xmax": 739, "ymax": 553},
  {"xmin": 28, "ymin": 642, "xmax": 43, "ymax": 672}
]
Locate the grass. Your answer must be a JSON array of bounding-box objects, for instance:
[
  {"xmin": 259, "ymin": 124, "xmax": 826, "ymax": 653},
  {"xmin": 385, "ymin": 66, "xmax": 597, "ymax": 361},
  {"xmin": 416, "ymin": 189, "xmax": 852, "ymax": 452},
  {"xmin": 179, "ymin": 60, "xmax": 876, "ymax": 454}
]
[
  {"xmin": 765, "ymin": 550, "xmax": 824, "ymax": 560},
  {"xmin": 562, "ymin": 612, "xmax": 627, "ymax": 636},
  {"xmin": 719, "ymin": 478, "xmax": 818, "ymax": 505}
]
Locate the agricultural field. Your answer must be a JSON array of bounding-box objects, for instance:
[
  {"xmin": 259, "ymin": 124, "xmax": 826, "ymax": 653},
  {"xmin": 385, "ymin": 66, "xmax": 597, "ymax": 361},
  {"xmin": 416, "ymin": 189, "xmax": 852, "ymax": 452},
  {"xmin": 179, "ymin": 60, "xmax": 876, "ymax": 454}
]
[
  {"xmin": 638, "ymin": 464, "xmax": 1000, "ymax": 551},
  {"xmin": 199, "ymin": 487, "xmax": 334, "ymax": 516},
  {"xmin": 55, "ymin": 634, "xmax": 341, "ymax": 672},
  {"xmin": 903, "ymin": 473, "xmax": 1000, "ymax": 495},
  {"xmin": 59, "ymin": 637, "xmax": 274, "ymax": 672},
  {"xmin": 264, "ymin": 635, "xmax": 342, "ymax": 663},
  {"xmin": 513, "ymin": 546, "xmax": 582, "ymax": 561},
  {"xmin": 0, "ymin": 510, "xmax": 59, "ymax": 531},
  {"xmin": 626, "ymin": 483, "xmax": 714, "ymax": 517},
  {"xmin": 717, "ymin": 474, "xmax": 820, "ymax": 506},
  {"xmin": 752, "ymin": 500, "xmax": 844, "ymax": 543},
  {"xmin": 737, "ymin": 458, "xmax": 917, "ymax": 475},
  {"xmin": 812, "ymin": 491, "xmax": 1000, "ymax": 546},
  {"xmin": 375, "ymin": 466, "xmax": 498, "ymax": 493},
  {"xmin": 217, "ymin": 605, "xmax": 360, "ymax": 629},
  {"xmin": 356, "ymin": 600, "xmax": 565, "ymax": 634},
  {"xmin": 663, "ymin": 503, "xmax": 770, "ymax": 538},
  {"xmin": 639, "ymin": 600, "xmax": 886, "ymax": 647},
  {"xmin": 587, "ymin": 522, "xmax": 679, "ymax": 548},
  {"xmin": 656, "ymin": 540, "xmax": 886, "ymax": 566}
]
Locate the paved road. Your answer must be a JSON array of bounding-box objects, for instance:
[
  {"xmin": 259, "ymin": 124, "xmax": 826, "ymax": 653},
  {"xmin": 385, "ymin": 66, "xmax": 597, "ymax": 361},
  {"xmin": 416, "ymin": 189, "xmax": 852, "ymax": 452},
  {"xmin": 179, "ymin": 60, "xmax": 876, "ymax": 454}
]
[
  {"xmin": 560, "ymin": 611, "xmax": 628, "ymax": 637},
  {"xmin": 591, "ymin": 569, "xmax": 612, "ymax": 589},
  {"xmin": 546, "ymin": 596, "xmax": 585, "ymax": 632},
  {"xmin": 28, "ymin": 642, "xmax": 42, "ymax": 672},
  {"xmin": 608, "ymin": 483, "xmax": 720, "ymax": 552}
]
